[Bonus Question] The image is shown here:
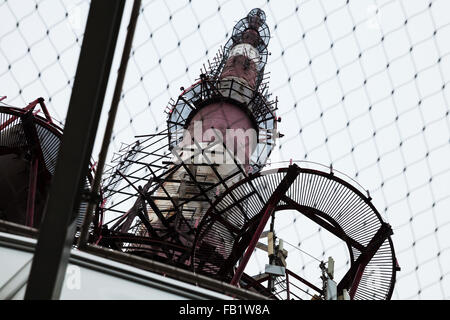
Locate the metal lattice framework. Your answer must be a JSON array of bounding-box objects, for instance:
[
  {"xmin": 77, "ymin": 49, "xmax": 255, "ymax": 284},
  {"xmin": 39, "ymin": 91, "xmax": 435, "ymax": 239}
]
[
  {"xmin": 193, "ymin": 164, "xmax": 397, "ymax": 300},
  {"xmin": 0, "ymin": 98, "xmax": 91, "ymax": 228},
  {"xmin": 3, "ymin": 0, "xmax": 450, "ymax": 299},
  {"xmin": 97, "ymin": 128, "xmax": 253, "ymax": 267},
  {"xmin": 94, "ymin": 6, "xmax": 398, "ymax": 300},
  {"xmin": 166, "ymin": 77, "xmax": 278, "ymax": 170},
  {"xmin": 97, "ymin": 121, "xmax": 397, "ymax": 299}
]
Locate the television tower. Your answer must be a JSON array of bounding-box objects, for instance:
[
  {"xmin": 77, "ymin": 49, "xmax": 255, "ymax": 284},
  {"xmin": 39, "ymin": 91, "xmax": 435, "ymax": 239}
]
[
  {"xmin": 98, "ymin": 8, "xmax": 278, "ymax": 260},
  {"xmin": 96, "ymin": 9, "xmax": 398, "ymax": 300}
]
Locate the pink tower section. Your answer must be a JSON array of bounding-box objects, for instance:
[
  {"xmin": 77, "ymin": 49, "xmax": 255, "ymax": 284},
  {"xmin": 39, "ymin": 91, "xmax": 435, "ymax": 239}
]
[{"xmin": 185, "ymin": 12, "xmax": 267, "ymax": 167}]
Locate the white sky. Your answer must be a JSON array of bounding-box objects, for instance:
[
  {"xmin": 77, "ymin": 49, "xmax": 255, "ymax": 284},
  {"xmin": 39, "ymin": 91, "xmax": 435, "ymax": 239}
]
[{"xmin": 1, "ymin": 0, "xmax": 450, "ymax": 299}]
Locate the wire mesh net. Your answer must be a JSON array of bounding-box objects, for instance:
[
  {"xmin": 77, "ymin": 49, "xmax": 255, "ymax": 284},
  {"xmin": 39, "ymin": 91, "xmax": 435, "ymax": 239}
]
[
  {"xmin": 1, "ymin": 0, "xmax": 450, "ymax": 299},
  {"xmin": 0, "ymin": 0, "xmax": 89, "ymax": 124}
]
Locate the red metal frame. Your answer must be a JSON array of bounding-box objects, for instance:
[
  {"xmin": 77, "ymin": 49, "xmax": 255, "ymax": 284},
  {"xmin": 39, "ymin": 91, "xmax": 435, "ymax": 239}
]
[
  {"xmin": 25, "ymin": 157, "xmax": 39, "ymax": 227},
  {"xmin": 0, "ymin": 98, "xmax": 54, "ymax": 132},
  {"xmin": 0, "ymin": 98, "xmax": 83, "ymax": 231},
  {"xmin": 349, "ymin": 264, "xmax": 365, "ymax": 299},
  {"xmin": 230, "ymin": 205, "xmax": 276, "ymax": 286},
  {"xmin": 230, "ymin": 165, "xmax": 299, "ymax": 285},
  {"xmin": 193, "ymin": 165, "xmax": 397, "ymax": 300},
  {"xmin": 0, "ymin": 99, "xmax": 38, "ymax": 131},
  {"xmin": 337, "ymin": 222, "xmax": 393, "ymax": 299}
]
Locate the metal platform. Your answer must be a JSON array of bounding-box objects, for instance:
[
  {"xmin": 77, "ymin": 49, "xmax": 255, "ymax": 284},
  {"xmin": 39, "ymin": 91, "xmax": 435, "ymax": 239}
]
[
  {"xmin": 0, "ymin": 101, "xmax": 92, "ymax": 229},
  {"xmin": 193, "ymin": 164, "xmax": 397, "ymax": 300}
]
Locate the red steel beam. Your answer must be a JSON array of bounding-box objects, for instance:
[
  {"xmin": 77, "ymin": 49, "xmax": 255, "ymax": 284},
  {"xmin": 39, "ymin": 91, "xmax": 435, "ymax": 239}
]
[
  {"xmin": 348, "ymin": 264, "xmax": 365, "ymax": 299},
  {"xmin": 0, "ymin": 98, "xmax": 40, "ymax": 131},
  {"xmin": 337, "ymin": 222, "xmax": 393, "ymax": 298},
  {"xmin": 278, "ymin": 196, "xmax": 366, "ymax": 252},
  {"xmin": 230, "ymin": 164, "xmax": 299, "ymax": 286},
  {"xmin": 36, "ymin": 98, "xmax": 53, "ymax": 124},
  {"xmin": 25, "ymin": 157, "xmax": 39, "ymax": 228}
]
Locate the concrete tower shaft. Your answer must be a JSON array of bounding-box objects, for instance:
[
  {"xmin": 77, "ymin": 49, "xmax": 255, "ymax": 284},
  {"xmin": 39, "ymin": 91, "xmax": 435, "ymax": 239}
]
[
  {"xmin": 219, "ymin": 9, "xmax": 268, "ymax": 89},
  {"xmin": 184, "ymin": 8, "xmax": 271, "ymax": 164},
  {"xmin": 132, "ymin": 9, "xmax": 277, "ymax": 261}
]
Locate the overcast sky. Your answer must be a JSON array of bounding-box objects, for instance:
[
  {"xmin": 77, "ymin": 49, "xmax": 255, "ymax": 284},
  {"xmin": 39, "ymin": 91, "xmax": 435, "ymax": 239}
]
[{"xmin": 1, "ymin": 0, "xmax": 450, "ymax": 299}]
